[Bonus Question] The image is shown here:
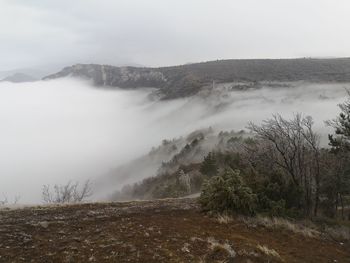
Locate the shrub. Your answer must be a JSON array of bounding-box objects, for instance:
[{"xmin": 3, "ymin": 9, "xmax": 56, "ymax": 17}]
[
  {"xmin": 42, "ymin": 180, "xmax": 92, "ymax": 204},
  {"xmin": 199, "ymin": 169, "xmax": 256, "ymax": 215}
]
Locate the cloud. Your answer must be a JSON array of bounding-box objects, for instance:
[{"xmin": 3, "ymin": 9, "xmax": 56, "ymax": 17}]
[
  {"xmin": 0, "ymin": 78, "xmax": 348, "ymax": 203},
  {"xmin": 1, "ymin": 0, "xmax": 350, "ymax": 71}
]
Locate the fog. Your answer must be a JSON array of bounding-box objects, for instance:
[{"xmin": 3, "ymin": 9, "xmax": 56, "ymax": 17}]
[{"xmin": 0, "ymin": 78, "xmax": 348, "ymax": 203}]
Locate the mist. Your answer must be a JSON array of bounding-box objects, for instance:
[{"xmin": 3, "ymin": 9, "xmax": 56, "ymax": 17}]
[{"xmin": 0, "ymin": 78, "xmax": 348, "ymax": 203}]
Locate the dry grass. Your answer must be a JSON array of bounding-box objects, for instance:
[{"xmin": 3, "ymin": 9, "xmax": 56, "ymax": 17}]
[
  {"xmin": 216, "ymin": 213, "xmax": 233, "ymax": 224},
  {"xmin": 239, "ymin": 215, "xmax": 320, "ymax": 238},
  {"xmin": 216, "ymin": 212, "xmax": 350, "ymax": 243},
  {"xmin": 325, "ymin": 225, "xmax": 350, "ymax": 241},
  {"xmin": 207, "ymin": 237, "xmax": 236, "ymax": 258},
  {"xmin": 237, "ymin": 248, "xmax": 259, "ymax": 258},
  {"xmin": 257, "ymin": 244, "xmax": 283, "ymax": 261}
]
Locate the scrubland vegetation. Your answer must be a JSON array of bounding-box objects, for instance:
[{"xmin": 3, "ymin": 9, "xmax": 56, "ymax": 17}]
[
  {"xmin": 199, "ymin": 106, "xmax": 350, "ymax": 220},
  {"xmin": 115, "ymin": 94, "xmax": 350, "ymax": 225}
]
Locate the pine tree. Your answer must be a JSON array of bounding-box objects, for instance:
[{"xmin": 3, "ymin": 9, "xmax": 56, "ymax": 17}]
[
  {"xmin": 327, "ymin": 95, "xmax": 350, "ymax": 219},
  {"xmin": 328, "ymin": 96, "xmax": 350, "ymax": 152},
  {"xmin": 200, "ymin": 152, "xmax": 218, "ymax": 178},
  {"xmin": 199, "ymin": 169, "xmax": 257, "ymax": 215}
]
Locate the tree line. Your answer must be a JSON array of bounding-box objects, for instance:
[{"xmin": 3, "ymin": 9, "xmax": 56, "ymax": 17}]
[{"xmin": 200, "ymin": 96, "xmax": 350, "ymax": 219}]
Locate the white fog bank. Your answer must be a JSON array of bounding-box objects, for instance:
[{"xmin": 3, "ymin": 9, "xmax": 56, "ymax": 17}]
[{"xmin": 0, "ymin": 78, "xmax": 348, "ymax": 203}]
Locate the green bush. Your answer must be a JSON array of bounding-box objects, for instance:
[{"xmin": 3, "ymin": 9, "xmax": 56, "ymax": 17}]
[
  {"xmin": 269, "ymin": 199, "xmax": 287, "ymax": 217},
  {"xmin": 200, "ymin": 152, "xmax": 218, "ymax": 178},
  {"xmin": 199, "ymin": 169, "xmax": 257, "ymax": 215}
]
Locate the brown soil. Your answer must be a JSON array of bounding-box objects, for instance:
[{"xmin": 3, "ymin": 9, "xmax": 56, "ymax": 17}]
[{"xmin": 0, "ymin": 198, "xmax": 349, "ymax": 263}]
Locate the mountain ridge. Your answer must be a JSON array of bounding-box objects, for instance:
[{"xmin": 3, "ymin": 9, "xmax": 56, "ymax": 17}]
[{"xmin": 44, "ymin": 58, "xmax": 350, "ymax": 99}]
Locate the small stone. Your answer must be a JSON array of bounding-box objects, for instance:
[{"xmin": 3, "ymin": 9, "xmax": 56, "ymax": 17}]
[
  {"xmin": 73, "ymin": 237, "xmax": 81, "ymax": 242},
  {"xmin": 39, "ymin": 221, "xmax": 49, "ymax": 229},
  {"xmin": 130, "ymin": 245, "xmax": 137, "ymax": 252},
  {"xmin": 181, "ymin": 243, "xmax": 190, "ymax": 253}
]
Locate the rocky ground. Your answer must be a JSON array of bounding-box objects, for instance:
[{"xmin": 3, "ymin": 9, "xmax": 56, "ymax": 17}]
[{"xmin": 0, "ymin": 198, "xmax": 349, "ymax": 263}]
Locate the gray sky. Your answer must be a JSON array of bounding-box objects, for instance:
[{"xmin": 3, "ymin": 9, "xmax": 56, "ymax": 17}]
[{"xmin": 1, "ymin": 0, "xmax": 350, "ymax": 71}]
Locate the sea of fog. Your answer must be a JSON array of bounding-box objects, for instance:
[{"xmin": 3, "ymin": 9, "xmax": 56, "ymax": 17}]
[{"xmin": 0, "ymin": 78, "xmax": 349, "ymax": 203}]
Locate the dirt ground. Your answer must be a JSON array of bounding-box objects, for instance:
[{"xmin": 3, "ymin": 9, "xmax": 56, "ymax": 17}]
[{"xmin": 0, "ymin": 198, "xmax": 349, "ymax": 263}]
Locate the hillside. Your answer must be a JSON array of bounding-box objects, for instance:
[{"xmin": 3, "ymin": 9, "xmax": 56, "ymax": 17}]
[
  {"xmin": 1, "ymin": 73, "xmax": 37, "ymax": 83},
  {"xmin": 0, "ymin": 198, "xmax": 349, "ymax": 263},
  {"xmin": 108, "ymin": 129, "xmax": 245, "ymax": 201},
  {"xmin": 44, "ymin": 58, "xmax": 350, "ymax": 99}
]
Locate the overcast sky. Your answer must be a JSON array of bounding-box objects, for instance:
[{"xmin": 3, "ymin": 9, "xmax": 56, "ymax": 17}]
[{"xmin": 1, "ymin": 0, "xmax": 350, "ymax": 71}]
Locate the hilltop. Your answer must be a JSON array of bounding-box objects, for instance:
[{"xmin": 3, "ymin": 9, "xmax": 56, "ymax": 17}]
[{"xmin": 0, "ymin": 198, "xmax": 349, "ymax": 263}]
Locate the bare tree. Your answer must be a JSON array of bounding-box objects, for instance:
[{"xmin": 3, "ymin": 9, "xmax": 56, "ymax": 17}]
[
  {"xmin": 247, "ymin": 113, "xmax": 321, "ymax": 216},
  {"xmin": 301, "ymin": 116, "xmax": 321, "ymax": 216},
  {"xmin": 0, "ymin": 194, "xmax": 20, "ymax": 206},
  {"xmin": 42, "ymin": 180, "xmax": 93, "ymax": 204},
  {"xmin": 0, "ymin": 195, "xmax": 8, "ymax": 206}
]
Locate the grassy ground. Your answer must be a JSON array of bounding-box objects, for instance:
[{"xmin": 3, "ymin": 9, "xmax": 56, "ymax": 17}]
[{"xmin": 0, "ymin": 198, "xmax": 349, "ymax": 262}]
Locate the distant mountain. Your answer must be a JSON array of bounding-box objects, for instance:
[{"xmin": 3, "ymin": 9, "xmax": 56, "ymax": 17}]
[
  {"xmin": 1, "ymin": 73, "xmax": 37, "ymax": 83},
  {"xmin": 44, "ymin": 58, "xmax": 350, "ymax": 99},
  {"xmin": 0, "ymin": 67, "xmax": 51, "ymax": 80}
]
